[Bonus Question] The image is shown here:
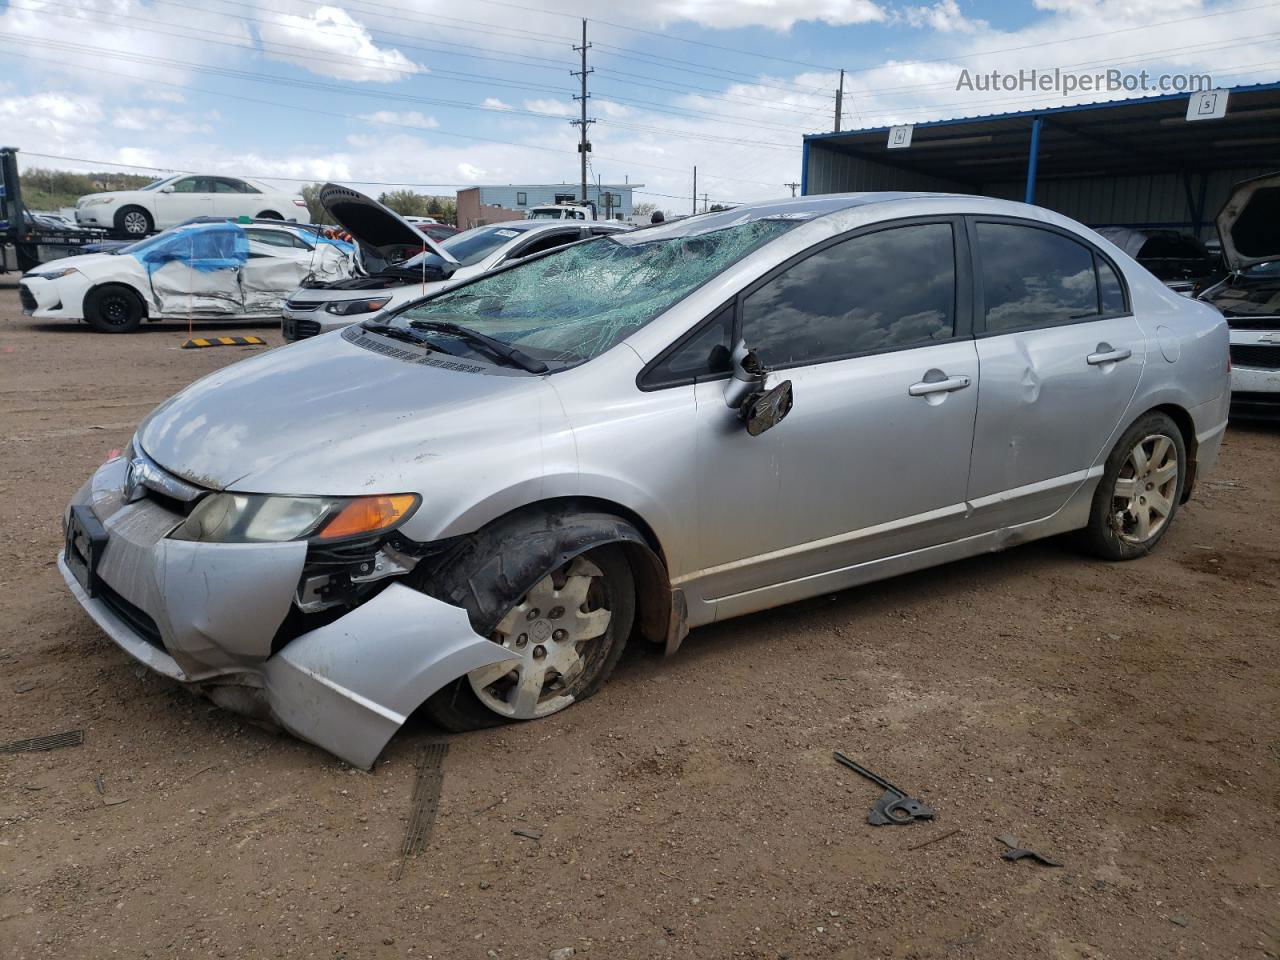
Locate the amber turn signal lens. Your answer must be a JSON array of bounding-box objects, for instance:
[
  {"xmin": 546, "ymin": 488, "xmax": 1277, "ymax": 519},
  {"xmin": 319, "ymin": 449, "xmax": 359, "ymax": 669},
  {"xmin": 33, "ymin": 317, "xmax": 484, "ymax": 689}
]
[{"xmin": 315, "ymin": 494, "xmax": 418, "ymax": 541}]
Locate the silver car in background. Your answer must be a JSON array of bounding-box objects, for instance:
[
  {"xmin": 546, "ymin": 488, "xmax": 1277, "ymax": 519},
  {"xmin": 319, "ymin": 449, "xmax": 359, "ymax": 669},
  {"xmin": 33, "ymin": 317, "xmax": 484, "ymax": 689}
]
[
  {"xmin": 60, "ymin": 193, "xmax": 1230, "ymax": 768},
  {"xmin": 281, "ymin": 184, "xmax": 629, "ymax": 340}
]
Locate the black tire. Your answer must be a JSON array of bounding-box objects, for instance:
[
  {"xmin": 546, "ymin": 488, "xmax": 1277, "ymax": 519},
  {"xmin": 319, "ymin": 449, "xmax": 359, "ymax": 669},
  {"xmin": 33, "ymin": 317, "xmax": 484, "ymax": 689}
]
[
  {"xmin": 114, "ymin": 206, "xmax": 153, "ymax": 237},
  {"xmin": 256, "ymin": 210, "xmax": 283, "ymax": 220},
  {"xmin": 1081, "ymin": 411, "xmax": 1187, "ymax": 561},
  {"xmin": 84, "ymin": 284, "xmax": 145, "ymax": 333},
  {"xmin": 418, "ymin": 515, "xmax": 637, "ymax": 732}
]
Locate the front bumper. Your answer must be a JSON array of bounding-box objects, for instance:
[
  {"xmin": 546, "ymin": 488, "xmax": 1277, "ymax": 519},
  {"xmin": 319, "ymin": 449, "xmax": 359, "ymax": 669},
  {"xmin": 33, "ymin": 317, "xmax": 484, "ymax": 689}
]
[
  {"xmin": 18, "ymin": 274, "xmax": 84, "ymax": 319},
  {"xmin": 75, "ymin": 207, "xmax": 112, "ymax": 228},
  {"xmin": 281, "ymin": 302, "xmax": 352, "ymax": 341},
  {"xmin": 61, "ymin": 458, "xmax": 518, "ymax": 768},
  {"xmin": 1228, "ymin": 331, "xmax": 1280, "ymax": 418}
]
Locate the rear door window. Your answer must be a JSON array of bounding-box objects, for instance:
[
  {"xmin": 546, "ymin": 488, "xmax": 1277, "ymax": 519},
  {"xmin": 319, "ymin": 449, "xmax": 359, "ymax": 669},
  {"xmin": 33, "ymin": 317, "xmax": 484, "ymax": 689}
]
[{"xmin": 977, "ymin": 222, "xmax": 1100, "ymax": 332}]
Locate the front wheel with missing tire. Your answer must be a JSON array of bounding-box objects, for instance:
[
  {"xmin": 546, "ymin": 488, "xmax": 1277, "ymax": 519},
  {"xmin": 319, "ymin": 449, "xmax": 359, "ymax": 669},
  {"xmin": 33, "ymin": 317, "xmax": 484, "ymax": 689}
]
[
  {"xmin": 1081, "ymin": 411, "xmax": 1186, "ymax": 560},
  {"xmin": 423, "ymin": 542, "xmax": 635, "ymax": 731}
]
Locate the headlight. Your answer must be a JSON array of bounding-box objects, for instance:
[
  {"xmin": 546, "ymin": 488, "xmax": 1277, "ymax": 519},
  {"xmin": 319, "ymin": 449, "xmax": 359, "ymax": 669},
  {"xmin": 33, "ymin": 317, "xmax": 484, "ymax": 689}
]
[
  {"xmin": 170, "ymin": 493, "xmax": 419, "ymax": 543},
  {"xmin": 33, "ymin": 266, "xmax": 81, "ymax": 281},
  {"xmin": 324, "ymin": 297, "xmax": 391, "ymax": 316},
  {"xmin": 80, "ymin": 197, "xmax": 115, "ymax": 207}
]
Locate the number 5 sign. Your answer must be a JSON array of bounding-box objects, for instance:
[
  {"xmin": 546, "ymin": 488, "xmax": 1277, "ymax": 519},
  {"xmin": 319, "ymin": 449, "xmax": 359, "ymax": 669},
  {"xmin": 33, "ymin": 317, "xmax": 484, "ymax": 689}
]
[{"xmin": 1186, "ymin": 89, "xmax": 1228, "ymax": 122}]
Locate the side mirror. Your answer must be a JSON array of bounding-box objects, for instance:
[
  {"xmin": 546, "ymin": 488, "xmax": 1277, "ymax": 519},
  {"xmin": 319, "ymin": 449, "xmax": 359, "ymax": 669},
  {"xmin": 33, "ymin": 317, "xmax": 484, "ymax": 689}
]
[
  {"xmin": 159, "ymin": 185, "xmax": 175, "ymax": 193},
  {"xmin": 742, "ymin": 380, "xmax": 793, "ymax": 436},
  {"xmin": 723, "ymin": 339, "xmax": 766, "ymax": 410}
]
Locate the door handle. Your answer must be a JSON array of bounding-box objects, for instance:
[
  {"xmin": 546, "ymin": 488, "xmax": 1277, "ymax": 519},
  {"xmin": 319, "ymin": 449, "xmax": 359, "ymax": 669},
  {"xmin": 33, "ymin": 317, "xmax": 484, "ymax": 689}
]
[
  {"xmin": 908, "ymin": 375, "xmax": 971, "ymax": 397},
  {"xmin": 1087, "ymin": 347, "xmax": 1132, "ymax": 365}
]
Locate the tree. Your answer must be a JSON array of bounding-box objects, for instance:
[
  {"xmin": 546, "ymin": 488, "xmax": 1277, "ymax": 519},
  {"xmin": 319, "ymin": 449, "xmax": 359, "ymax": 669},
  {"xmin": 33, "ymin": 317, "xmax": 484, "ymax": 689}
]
[
  {"xmin": 632, "ymin": 202, "xmax": 657, "ymax": 217},
  {"xmin": 300, "ymin": 183, "xmax": 327, "ymax": 224}
]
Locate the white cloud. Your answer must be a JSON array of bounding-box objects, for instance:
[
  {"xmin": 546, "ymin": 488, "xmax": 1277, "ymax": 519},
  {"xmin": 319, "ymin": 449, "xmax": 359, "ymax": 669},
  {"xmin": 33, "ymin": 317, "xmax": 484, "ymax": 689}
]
[
  {"xmin": 523, "ymin": 99, "xmax": 576, "ymax": 117},
  {"xmin": 113, "ymin": 107, "xmax": 215, "ymax": 135},
  {"xmin": 357, "ymin": 110, "xmax": 439, "ymax": 129},
  {"xmin": 0, "ymin": 92, "xmax": 102, "ymax": 140},
  {"xmin": 482, "ymin": 97, "xmax": 514, "ymax": 111},
  {"xmin": 649, "ymin": 0, "xmax": 887, "ymax": 30},
  {"xmin": 902, "ymin": 0, "xmax": 985, "ymax": 33},
  {"xmin": 255, "ymin": 6, "xmax": 421, "ymax": 83}
]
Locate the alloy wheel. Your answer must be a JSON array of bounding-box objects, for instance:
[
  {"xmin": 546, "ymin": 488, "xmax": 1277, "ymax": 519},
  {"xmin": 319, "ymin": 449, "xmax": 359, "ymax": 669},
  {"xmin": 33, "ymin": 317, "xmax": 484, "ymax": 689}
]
[
  {"xmin": 1110, "ymin": 433, "xmax": 1178, "ymax": 544},
  {"xmin": 467, "ymin": 556, "xmax": 612, "ymax": 719},
  {"xmin": 123, "ymin": 211, "xmax": 149, "ymax": 235}
]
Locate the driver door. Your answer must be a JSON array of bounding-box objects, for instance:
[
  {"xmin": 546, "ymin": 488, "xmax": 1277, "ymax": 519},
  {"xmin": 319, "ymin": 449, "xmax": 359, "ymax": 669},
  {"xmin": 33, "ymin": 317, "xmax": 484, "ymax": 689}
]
[
  {"xmin": 154, "ymin": 176, "xmax": 214, "ymax": 227},
  {"xmin": 686, "ymin": 218, "xmax": 981, "ymax": 618}
]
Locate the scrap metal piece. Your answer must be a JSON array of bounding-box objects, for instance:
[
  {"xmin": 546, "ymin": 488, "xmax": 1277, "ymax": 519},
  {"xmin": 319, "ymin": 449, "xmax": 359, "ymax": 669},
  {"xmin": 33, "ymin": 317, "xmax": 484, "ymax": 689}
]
[
  {"xmin": 396, "ymin": 742, "xmax": 449, "ymax": 880},
  {"xmin": 995, "ymin": 834, "xmax": 1063, "ymax": 867},
  {"xmin": 833, "ymin": 751, "xmax": 935, "ymax": 826},
  {"xmin": 0, "ymin": 730, "xmax": 84, "ymax": 753}
]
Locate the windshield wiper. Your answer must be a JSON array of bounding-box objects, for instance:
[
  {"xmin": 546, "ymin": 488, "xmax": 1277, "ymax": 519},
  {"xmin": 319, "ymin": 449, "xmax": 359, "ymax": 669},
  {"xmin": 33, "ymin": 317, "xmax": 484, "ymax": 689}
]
[
  {"xmin": 407, "ymin": 320, "xmax": 549, "ymax": 374},
  {"xmin": 362, "ymin": 321, "xmax": 433, "ymax": 347}
]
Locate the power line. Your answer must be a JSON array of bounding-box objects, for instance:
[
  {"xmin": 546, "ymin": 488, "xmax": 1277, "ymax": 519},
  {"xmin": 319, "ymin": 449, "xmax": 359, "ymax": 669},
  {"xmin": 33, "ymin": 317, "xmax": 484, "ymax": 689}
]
[{"xmin": 1, "ymin": 45, "xmax": 784, "ymax": 188}]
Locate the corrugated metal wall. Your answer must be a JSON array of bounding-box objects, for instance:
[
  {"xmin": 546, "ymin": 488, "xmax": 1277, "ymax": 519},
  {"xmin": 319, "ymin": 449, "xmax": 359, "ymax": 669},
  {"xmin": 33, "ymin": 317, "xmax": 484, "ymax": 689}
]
[{"xmin": 805, "ymin": 142, "xmax": 1268, "ymax": 242}]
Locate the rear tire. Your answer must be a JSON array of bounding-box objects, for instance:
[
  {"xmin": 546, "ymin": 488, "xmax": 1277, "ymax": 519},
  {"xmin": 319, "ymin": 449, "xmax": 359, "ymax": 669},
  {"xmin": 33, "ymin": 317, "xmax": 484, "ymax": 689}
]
[
  {"xmin": 256, "ymin": 210, "xmax": 283, "ymax": 220},
  {"xmin": 419, "ymin": 528, "xmax": 636, "ymax": 732},
  {"xmin": 114, "ymin": 206, "xmax": 153, "ymax": 237},
  {"xmin": 84, "ymin": 285, "xmax": 145, "ymax": 333},
  {"xmin": 1081, "ymin": 411, "xmax": 1186, "ymax": 560}
]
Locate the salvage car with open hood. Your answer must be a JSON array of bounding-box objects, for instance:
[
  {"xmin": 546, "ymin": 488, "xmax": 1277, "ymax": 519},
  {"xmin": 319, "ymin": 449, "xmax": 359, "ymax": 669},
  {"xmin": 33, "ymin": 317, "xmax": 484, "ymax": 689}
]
[
  {"xmin": 1197, "ymin": 171, "xmax": 1280, "ymax": 418},
  {"xmin": 281, "ymin": 184, "xmax": 627, "ymax": 341},
  {"xmin": 60, "ymin": 194, "xmax": 1229, "ymax": 768},
  {"xmin": 19, "ymin": 220, "xmax": 355, "ymax": 332}
]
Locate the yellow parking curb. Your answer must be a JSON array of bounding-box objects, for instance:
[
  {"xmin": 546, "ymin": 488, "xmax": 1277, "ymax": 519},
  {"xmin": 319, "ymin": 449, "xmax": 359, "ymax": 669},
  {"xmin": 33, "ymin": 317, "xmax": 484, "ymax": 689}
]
[{"xmin": 181, "ymin": 336, "xmax": 268, "ymax": 349}]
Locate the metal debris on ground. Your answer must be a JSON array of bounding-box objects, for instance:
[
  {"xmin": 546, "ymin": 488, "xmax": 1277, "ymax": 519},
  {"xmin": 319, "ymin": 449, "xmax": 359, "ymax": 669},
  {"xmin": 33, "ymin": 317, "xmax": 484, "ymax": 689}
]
[
  {"xmin": 833, "ymin": 751, "xmax": 936, "ymax": 825},
  {"xmin": 395, "ymin": 742, "xmax": 449, "ymax": 880},
  {"xmin": 0, "ymin": 730, "xmax": 84, "ymax": 753},
  {"xmin": 512, "ymin": 827, "xmax": 543, "ymax": 842},
  {"xmin": 995, "ymin": 834, "xmax": 1063, "ymax": 867},
  {"xmin": 94, "ymin": 774, "xmax": 105, "ymax": 795},
  {"xmin": 181, "ymin": 336, "xmax": 268, "ymax": 350},
  {"xmin": 908, "ymin": 827, "xmax": 961, "ymax": 851}
]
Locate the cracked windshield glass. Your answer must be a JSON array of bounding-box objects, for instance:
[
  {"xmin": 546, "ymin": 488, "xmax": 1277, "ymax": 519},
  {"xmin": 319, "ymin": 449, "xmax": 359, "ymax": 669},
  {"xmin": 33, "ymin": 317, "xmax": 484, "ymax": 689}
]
[{"xmin": 389, "ymin": 218, "xmax": 799, "ymax": 365}]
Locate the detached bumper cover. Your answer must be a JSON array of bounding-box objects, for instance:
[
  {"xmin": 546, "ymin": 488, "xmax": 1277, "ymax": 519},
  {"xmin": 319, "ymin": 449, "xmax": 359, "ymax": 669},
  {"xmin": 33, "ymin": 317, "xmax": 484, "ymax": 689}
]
[{"xmin": 60, "ymin": 459, "xmax": 518, "ymax": 768}]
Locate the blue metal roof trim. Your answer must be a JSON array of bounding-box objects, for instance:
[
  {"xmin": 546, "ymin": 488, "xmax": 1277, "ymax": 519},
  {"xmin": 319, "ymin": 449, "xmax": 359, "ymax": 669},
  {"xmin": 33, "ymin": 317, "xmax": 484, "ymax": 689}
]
[{"xmin": 802, "ymin": 80, "xmax": 1280, "ymax": 141}]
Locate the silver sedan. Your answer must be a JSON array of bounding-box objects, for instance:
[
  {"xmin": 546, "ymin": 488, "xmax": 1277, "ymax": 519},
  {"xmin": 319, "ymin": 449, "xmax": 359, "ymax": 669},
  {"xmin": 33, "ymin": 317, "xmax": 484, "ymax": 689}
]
[{"xmin": 60, "ymin": 193, "xmax": 1230, "ymax": 767}]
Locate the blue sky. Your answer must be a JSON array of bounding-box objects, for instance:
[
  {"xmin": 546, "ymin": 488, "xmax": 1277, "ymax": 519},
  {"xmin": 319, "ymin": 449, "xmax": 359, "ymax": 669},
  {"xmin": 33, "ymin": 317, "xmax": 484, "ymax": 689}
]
[{"xmin": 1, "ymin": 0, "xmax": 1276, "ymax": 209}]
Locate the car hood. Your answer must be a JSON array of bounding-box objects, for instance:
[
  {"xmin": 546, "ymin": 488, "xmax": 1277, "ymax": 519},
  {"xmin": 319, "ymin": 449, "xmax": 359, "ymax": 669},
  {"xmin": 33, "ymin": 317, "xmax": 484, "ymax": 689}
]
[
  {"xmin": 1216, "ymin": 171, "xmax": 1280, "ymax": 272},
  {"xmin": 136, "ymin": 329, "xmax": 545, "ymax": 496},
  {"xmin": 24, "ymin": 251, "xmax": 117, "ymax": 276},
  {"xmin": 319, "ymin": 183, "xmax": 456, "ymax": 266}
]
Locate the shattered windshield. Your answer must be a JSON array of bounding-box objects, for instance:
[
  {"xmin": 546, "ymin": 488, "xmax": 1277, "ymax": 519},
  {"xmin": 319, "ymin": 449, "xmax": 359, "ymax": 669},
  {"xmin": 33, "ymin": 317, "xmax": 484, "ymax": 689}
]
[{"xmin": 388, "ymin": 217, "xmax": 798, "ymax": 365}]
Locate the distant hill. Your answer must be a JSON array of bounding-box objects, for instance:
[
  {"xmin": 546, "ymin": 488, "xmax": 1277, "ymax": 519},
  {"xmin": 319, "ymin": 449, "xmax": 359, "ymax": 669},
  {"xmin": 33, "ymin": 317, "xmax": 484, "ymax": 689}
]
[{"xmin": 19, "ymin": 168, "xmax": 157, "ymax": 212}]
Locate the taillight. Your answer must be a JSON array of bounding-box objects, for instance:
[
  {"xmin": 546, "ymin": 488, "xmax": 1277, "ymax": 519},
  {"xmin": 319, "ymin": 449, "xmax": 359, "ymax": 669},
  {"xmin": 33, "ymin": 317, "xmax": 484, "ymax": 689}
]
[{"xmin": 293, "ymin": 198, "xmax": 307, "ymax": 207}]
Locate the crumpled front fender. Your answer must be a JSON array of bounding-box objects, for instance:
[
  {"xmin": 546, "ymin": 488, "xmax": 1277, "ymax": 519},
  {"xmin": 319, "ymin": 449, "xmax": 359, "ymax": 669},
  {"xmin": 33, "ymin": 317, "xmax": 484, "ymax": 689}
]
[{"xmin": 264, "ymin": 584, "xmax": 519, "ymax": 769}]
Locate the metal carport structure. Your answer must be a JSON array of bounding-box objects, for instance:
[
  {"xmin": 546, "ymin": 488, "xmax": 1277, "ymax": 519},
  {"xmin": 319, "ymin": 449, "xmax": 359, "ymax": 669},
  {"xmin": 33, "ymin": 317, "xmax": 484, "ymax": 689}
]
[{"xmin": 801, "ymin": 82, "xmax": 1280, "ymax": 241}]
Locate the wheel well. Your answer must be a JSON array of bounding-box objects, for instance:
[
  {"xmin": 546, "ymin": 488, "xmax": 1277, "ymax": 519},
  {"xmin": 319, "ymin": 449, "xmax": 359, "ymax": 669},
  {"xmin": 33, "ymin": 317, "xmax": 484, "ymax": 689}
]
[
  {"xmin": 431, "ymin": 496, "xmax": 676, "ymax": 651},
  {"xmin": 256, "ymin": 209, "xmax": 283, "ymax": 219},
  {"xmin": 87, "ymin": 282, "xmax": 148, "ymax": 317},
  {"xmin": 1148, "ymin": 403, "xmax": 1198, "ymax": 502}
]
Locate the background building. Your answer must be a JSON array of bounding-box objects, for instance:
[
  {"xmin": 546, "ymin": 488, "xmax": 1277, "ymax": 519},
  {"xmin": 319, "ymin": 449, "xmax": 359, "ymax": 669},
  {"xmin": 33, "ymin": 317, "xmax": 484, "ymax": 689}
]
[
  {"xmin": 800, "ymin": 82, "xmax": 1279, "ymax": 242},
  {"xmin": 457, "ymin": 182, "xmax": 642, "ymax": 227}
]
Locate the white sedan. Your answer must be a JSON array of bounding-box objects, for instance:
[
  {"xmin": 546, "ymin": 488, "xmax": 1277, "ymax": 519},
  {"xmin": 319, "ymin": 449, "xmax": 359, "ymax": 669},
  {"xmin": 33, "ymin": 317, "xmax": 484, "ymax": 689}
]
[
  {"xmin": 75, "ymin": 174, "xmax": 310, "ymax": 237},
  {"xmin": 19, "ymin": 221, "xmax": 355, "ymax": 332}
]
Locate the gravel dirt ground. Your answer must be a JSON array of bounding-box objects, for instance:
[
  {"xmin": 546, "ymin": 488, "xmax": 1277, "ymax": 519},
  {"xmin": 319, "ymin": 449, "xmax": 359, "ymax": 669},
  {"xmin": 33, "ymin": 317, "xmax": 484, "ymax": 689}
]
[{"xmin": 0, "ymin": 285, "xmax": 1277, "ymax": 960}]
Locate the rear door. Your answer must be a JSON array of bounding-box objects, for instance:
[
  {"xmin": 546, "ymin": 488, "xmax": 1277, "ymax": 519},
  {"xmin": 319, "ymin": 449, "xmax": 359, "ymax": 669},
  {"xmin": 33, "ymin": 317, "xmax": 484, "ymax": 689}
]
[
  {"xmin": 966, "ymin": 218, "xmax": 1145, "ymax": 526},
  {"xmin": 211, "ymin": 177, "xmax": 256, "ymax": 219},
  {"xmin": 684, "ymin": 217, "xmax": 981, "ymax": 611},
  {"xmin": 240, "ymin": 227, "xmax": 314, "ymax": 313}
]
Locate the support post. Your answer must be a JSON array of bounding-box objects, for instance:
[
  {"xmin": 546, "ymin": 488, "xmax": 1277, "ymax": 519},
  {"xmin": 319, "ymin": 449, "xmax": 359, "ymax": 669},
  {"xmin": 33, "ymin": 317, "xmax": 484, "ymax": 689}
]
[
  {"xmin": 571, "ymin": 19, "xmax": 594, "ymax": 203},
  {"xmin": 834, "ymin": 69, "xmax": 844, "ymax": 133},
  {"xmin": 692, "ymin": 165, "xmax": 697, "ymax": 216},
  {"xmin": 1024, "ymin": 116, "xmax": 1042, "ymax": 205}
]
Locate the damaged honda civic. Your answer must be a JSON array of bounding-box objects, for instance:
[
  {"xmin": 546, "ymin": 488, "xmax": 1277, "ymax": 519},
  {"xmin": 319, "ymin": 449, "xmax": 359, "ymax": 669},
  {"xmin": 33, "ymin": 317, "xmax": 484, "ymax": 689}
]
[{"xmin": 60, "ymin": 194, "xmax": 1231, "ymax": 768}]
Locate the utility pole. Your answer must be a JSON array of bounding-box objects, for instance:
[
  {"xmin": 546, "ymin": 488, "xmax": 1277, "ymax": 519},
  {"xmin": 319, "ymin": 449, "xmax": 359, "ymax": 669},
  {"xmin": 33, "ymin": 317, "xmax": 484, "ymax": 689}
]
[
  {"xmin": 692, "ymin": 165, "xmax": 697, "ymax": 216},
  {"xmin": 702, "ymin": 193, "xmax": 708, "ymax": 213},
  {"xmin": 834, "ymin": 68, "xmax": 844, "ymax": 133},
  {"xmin": 571, "ymin": 18, "xmax": 594, "ymax": 202},
  {"xmin": 784, "ymin": 181, "xmax": 800, "ymax": 197}
]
